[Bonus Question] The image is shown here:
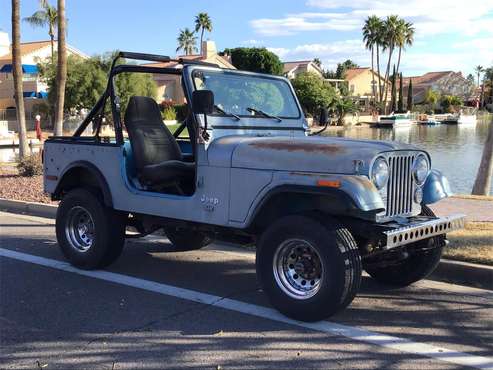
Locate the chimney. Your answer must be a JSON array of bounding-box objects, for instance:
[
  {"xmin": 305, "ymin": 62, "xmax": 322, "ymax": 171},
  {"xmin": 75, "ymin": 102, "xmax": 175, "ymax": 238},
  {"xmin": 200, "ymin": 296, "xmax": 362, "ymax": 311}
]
[
  {"xmin": 202, "ymin": 40, "xmax": 217, "ymax": 59},
  {"xmin": 0, "ymin": 31, "xmax": 10, "ymax": 57}
]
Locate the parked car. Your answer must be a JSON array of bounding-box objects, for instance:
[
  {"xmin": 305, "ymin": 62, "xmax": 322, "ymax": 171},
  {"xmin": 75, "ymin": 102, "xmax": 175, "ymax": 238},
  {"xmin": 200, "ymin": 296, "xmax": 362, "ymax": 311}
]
[{"xmin": 43, "ymin": 52, "xmax": 465, "ymax": 322}]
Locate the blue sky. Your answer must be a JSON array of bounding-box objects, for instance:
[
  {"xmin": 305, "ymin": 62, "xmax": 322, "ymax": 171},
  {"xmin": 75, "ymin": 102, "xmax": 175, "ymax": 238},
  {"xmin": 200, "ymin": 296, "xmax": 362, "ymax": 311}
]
[{"xmin": 1, "ymin": 0, "xmax": 492, "ymax": 76}]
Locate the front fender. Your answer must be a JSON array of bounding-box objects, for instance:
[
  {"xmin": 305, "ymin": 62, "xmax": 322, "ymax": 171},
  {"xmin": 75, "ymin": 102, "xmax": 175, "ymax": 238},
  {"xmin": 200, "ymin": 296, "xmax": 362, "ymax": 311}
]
[
  {"xmin": 242, "ymin": 173, "xmax": 385, "ymax": 228},
  {"xmin": 423, "ymin": 169, "xmax": 453, "ymax": 205}
]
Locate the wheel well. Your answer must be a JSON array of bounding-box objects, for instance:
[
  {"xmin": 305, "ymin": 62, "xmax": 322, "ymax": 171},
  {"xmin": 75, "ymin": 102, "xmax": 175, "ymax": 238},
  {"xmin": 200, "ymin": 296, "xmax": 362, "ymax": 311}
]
[
  {"xmin": 248, "ymin": 190, "xmax": 356, "ymax": 233},
  {"xmin": 53, "ymin": 165, "xmax": 113, "ymax": 206}
]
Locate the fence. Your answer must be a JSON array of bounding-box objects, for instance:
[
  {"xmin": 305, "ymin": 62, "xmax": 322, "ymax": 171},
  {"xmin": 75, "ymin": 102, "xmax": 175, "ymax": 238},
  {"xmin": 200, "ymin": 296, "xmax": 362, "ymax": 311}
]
[{"xmin": 0, "ymin": 109, "xmax": 36, "ymax": 121}]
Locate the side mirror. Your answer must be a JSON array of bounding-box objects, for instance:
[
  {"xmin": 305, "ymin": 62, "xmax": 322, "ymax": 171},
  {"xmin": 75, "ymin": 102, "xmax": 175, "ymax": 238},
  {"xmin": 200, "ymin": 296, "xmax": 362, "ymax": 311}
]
[
  {"xmin": 192, "ymin": 90, "xmax": 214, "ymax": 115},
  {"xmin": 319, "ymin": 107, "xmax": 329, "ymax": 125}
]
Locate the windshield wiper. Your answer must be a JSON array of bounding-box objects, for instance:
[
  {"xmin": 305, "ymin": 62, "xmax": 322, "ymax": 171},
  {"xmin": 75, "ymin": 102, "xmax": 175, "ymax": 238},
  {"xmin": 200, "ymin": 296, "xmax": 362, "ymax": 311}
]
[
  {"xmin": 247, "ymin": 107, "xmax": 282, "ymax": 122},
  {"xmin": 214, "ymin": 105, "xmax": 240, "ymax": 120}
]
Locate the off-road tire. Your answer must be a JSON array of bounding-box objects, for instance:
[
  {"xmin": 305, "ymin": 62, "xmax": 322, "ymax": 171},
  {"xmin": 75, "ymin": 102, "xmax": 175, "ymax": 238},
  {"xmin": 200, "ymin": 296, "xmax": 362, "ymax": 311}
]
[
  {"xmin": 164, "ymin": 227, "xmax": 212, "ymax": 252},
  {"xmin": 365, "ymin": 205, "xmax": 444, "ymax": 287},
  {"xmin": 256, "ymin": 214, "xmax": 362, "ymax": 322},
  {"xmin": 56, "ymin": 188, "xmax": 126, "ymax": 269}
]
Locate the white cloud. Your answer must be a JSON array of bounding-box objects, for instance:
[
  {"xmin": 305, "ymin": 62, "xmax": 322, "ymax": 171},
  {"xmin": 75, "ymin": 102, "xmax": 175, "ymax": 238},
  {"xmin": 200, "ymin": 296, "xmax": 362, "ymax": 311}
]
[
  {"xmin": 250, "ymin": 0, "xmax": 493, "ymax": 75},
  {"xmin": 250, "ymin": 0, "xmax": 493, "ymax": 37},
  {"xmin": 266, "ymin": 36, "xmax": 493, "ymax": 75},
  {"xmin": 453, "ymin": 37, "xmax": 493, "ymax": 50},
  {"xmin": 267, "ymin": 39, "xmax": 368, "ymax": 70},
  {"xmin": 242, "ymin": 39, "xmax": 265, "ymax": 45},
  {"xmin": 250, "ymin": 16, "xmax": 361, "ymax": 36}
]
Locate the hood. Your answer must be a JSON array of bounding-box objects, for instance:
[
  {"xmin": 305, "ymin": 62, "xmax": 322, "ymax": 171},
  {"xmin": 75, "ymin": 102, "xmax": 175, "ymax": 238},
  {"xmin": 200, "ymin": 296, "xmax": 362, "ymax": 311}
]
[{"xmin": 207, "ymin": 135, "xmax": 419, "ymax": 174}]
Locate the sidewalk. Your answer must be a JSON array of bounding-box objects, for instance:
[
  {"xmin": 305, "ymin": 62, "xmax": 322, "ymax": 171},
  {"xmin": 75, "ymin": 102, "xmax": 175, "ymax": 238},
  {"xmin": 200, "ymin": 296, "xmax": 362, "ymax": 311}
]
[{"xmin": 431, "ymin": 197, "xmax": 493, "ymax": 222}]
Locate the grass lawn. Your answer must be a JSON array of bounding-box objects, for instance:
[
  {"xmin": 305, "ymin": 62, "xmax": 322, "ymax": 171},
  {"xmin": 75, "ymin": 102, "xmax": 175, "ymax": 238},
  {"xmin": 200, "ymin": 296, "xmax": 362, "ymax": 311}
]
[
  {"xmin": 445, "ymin": 222, "xmax": 493, "ymax": 265},
  {"xmin": 166, "ymin": 123, "xmax": 189, "ymax": 138},
  {"xmin": 452, "ymin": 194, "xmax": 493, "ymax": 201}
]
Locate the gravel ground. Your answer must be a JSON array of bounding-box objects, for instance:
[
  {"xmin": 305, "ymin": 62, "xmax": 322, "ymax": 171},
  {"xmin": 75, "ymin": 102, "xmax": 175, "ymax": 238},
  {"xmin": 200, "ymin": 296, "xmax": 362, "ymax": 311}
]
[{"xmin": 0, "ymin": 167, "xmax": 55, "ymax": 204}]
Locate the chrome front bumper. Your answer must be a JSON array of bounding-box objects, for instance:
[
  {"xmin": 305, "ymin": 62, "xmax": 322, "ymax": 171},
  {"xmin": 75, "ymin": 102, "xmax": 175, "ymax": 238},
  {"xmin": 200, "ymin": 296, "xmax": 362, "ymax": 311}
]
[{"xmin": 383, "ymin": 214, "xmax": 466, "ymax": 249}]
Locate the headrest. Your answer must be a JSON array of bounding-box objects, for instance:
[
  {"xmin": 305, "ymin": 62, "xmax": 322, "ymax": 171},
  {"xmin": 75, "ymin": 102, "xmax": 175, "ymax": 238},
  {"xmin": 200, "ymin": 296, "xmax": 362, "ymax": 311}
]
[{"xmin": 124, "ymin": 96, "xmax": 162, "ymax": 124}]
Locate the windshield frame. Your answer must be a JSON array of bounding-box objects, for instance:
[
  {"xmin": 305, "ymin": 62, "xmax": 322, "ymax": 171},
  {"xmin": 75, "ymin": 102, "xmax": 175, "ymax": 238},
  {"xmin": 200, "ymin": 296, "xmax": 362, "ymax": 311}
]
[{"xmin": 190, "ymin": 68, "xmax": 302, "ymax": 120}]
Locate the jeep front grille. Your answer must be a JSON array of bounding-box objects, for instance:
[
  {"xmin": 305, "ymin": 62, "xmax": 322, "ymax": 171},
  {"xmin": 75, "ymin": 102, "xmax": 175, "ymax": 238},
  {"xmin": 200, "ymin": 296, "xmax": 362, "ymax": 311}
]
[{"xmin": 385, "ymin": 154, "xmax": 416, "ymax": 217}]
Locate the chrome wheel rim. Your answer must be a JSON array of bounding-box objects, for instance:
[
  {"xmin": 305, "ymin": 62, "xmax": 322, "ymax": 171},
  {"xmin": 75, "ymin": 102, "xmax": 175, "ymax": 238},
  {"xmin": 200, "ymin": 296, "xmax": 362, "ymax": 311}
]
[
  {"xmin": 273, "ymin": 239, "xmax": 323, "ymax": 300},
  {"xmin": 65, "ymin": 206, "xmax": 95, "ymax": 252}
]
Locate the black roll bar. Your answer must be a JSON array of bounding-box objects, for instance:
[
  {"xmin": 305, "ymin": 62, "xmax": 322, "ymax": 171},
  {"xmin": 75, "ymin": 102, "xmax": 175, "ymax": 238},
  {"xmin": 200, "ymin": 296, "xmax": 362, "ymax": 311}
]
[{"xmin": 72, "ymin": 51, "xmax": 220, "ymax": 141}]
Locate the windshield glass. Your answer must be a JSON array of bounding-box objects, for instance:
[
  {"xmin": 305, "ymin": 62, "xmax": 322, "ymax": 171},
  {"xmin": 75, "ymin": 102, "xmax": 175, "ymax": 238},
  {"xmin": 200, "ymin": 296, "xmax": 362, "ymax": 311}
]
[{"xmin": 192, "ymin": 70, "xmax": 300, "ymax": 119}]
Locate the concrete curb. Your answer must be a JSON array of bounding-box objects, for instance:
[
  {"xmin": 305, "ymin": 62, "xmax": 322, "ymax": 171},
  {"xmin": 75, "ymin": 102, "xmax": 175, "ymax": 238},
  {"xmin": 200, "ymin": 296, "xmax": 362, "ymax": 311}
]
[
  {"xmin": 0, "ymin": 198, "xmax": 57, "ymax": 219},
  {"xmin": 431, "ymin": 259, "xmax": 493, "ymax": 290},
  {"xmin": 1, "ymin": 197, "xmax": 492, "ymax": 291}
]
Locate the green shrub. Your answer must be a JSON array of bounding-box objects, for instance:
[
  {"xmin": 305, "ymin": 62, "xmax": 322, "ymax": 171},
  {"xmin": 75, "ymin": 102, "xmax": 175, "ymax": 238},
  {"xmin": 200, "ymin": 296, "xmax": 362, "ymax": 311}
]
[
  {"xmin": 291, "ymin": 72, "xmax": 335, "ymax": 117},
  {"xmin": 162, "ymin": 106, "xmax": 177, "ymax": 121},
  {"xmin": 17, "ymin": 154, "xmax": 43, "ymax": 177}
]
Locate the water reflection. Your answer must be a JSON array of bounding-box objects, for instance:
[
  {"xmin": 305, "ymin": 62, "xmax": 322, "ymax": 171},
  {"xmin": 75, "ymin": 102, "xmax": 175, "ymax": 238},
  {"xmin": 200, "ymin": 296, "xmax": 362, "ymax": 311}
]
[{"xmin": 324, "ymin": 118, "xmax": 492, "ymax": 194}]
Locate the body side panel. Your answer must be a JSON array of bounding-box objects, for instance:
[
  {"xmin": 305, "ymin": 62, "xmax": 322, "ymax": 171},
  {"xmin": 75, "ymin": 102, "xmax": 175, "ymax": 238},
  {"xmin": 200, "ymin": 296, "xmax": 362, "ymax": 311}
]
[{"xmin": 44, "ymin": 141, "xmax": 231, "ymax": 225}]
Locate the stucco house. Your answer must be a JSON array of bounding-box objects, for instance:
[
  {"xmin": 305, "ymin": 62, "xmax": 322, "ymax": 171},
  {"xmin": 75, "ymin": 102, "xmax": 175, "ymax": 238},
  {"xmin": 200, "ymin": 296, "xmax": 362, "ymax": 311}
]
[
  {"xmin": 283, "ymin": 60, "xmax": 324, "ymax": 79},
  {"xmin": 343, "ymin": 67, "xmax": 390, "ymax": 109},
  {"xmin": 0, "ymin": 31, "xmax": 87, "ymax": 127},
  {"xmin": 402, "ymin": 71, "xmax": 476, "ymax": 104},
  {"xmin": 143, "ymin": 41, "xmax": 235, "ymax": 104}
]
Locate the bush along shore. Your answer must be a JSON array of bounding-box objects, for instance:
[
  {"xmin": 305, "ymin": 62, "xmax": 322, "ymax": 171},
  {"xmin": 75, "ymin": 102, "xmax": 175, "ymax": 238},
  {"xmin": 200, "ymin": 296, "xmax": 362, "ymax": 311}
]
[{"xmin": 0, "ymin": 162, "xmax": 491, "ymax": 265}]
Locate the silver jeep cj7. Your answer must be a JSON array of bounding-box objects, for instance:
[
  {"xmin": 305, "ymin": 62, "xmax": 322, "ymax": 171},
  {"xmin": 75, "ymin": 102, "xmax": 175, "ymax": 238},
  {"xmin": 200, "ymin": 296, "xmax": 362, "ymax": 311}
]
[{"xmin": 44, "ymin": 52, "xmax": 465, "ymax": 322}]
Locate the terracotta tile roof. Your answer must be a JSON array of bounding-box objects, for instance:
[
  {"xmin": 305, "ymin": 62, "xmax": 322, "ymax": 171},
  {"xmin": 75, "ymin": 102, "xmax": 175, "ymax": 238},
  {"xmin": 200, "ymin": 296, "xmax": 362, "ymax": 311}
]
[
  {"xmin": 142, "ymin": 54, "xmax": 235, "ymax": 69},
  {"xmin": 283, "ymin": 61, "xmax": 313, "ymax": 74},
  {"xmin": 344, "ymin": 67, "xmax": 368, "ymax": 81},
  {"xmin": 142, "ymin": 55, "xmax": 202, "ymax": 69},
  {"xmin": 0, "ymin": 40, "xmax": 88, "ymax": 64},
  {"xmin": 402, "ymin": 71, "xmax": 454, "ymax": 86},
  {"xmin": 0, "ymin": 40, "xmax": 52, "ymax": 61}
]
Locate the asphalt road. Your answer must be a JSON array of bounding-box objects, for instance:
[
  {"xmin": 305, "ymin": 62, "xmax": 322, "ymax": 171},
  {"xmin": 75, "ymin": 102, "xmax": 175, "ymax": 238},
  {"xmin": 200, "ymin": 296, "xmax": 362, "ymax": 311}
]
[{"xmin": 1, "ymin": 211, "xmax": 492, "ymax": 369}]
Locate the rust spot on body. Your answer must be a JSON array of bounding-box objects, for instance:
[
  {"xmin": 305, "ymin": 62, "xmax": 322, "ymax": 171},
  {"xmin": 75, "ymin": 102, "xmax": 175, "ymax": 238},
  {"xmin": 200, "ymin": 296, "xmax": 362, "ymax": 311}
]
[{"xmin": 250, "ymin": 141, "xmax": 345, "ymax": 154}]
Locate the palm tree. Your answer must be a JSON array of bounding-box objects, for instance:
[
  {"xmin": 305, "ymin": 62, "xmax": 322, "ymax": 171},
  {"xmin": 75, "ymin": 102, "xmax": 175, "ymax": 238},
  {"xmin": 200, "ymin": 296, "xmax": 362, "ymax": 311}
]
[
  {"xmin": 176, "ymin": 28, "xmax": 197, "ymax": 56},
  {"xmin": 395, "ymin": 20, "xmax": 414, "ymax": 77},
  {"xmin": 375, "ymin": 18, "xmax": 385, "ymax": 105},
  {"xmin": 11, "ymin": 0, "xmax": 29, "ymax": 159},
  {"xmin": 194, "ymin": 13, "xmax": 212, "ymax": 55},
  {"xmin": 472, "ymin": 117, "xmax": 493, "ymax": 195},
  {"xmin": 24, "ymin": 0, "xmax": 58, "ymax": 61},
  {"xmin": 475, "ymin": 65, "xmax": 484, "ymax": 86},
  {"xmin": 362, "ymin": 15, "xmax": 381, "ymax": 105},
  {"xmin": 54, "ymin": 0, "xmax": 67, "ymax": 137},
  {"xmin": 382, "ymin": 15, "xmax": 400, "ymax": 111}
]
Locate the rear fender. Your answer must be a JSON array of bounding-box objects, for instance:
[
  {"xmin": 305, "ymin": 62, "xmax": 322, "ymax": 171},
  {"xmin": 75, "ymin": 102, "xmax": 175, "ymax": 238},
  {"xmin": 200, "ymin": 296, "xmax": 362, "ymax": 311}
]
[{"xmin": 53, "ymin": 161, "xmax": 113, "ymax": 207}]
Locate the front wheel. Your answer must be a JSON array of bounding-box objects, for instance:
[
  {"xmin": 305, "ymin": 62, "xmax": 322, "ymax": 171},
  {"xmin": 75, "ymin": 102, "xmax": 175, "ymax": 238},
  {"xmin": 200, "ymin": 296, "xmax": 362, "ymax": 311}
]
[
  {"xmin": 256, "ymin": 214, "xmax": 362, "ymax": 322},
  {"xmin": 56, "ymin": 188, "xmax": 126, "ymax": 269}
]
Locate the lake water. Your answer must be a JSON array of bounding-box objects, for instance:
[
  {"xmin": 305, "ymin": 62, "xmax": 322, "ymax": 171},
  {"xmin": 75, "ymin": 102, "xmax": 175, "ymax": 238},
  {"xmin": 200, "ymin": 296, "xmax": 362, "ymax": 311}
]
[
  {"xmin": 323, "ymin": 117, "xmax": 493, "ymax": 195},
  {"xmin": 1, "ymin": 118, "xmax": 491, "ymax": 195}
]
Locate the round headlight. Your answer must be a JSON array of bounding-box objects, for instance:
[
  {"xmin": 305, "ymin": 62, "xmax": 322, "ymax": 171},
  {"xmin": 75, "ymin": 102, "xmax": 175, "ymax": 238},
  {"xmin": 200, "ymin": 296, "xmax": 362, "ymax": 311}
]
[
  {"xmin": 371, "ymin": 157, "xmax": 389, "ymax": 190},
  {"xmin": 413, "ymin": 155, "xmax": 429, "ymax": 185}
]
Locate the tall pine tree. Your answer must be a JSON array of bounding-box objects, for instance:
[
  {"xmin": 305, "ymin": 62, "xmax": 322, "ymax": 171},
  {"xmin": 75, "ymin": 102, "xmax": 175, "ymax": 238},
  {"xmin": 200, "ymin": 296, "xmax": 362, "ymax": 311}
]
[
  {"xmin": 407, "ymin": 78, "xmax": 413, "ymax": 111},
  {"xmin": 398, "ymin": 73, "xmax": 404, "ymax": 112},
  {"xmin": 390, "ymin": 65, "xmax": 397, "ymax": 112}
]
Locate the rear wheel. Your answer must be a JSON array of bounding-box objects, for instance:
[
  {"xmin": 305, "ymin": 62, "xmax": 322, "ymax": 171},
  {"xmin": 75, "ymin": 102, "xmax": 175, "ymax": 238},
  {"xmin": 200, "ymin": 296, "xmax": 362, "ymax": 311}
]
[
  {"xmin": 365, "ymin": 205, "xmax": 444, "ymax": 287},
  {"xmin": 56, "ymin": 188, "xmax": 126, "ymax": 269},
  {"xmin": 256, "ymin": 214, "xmax": 361, "ymax": 322},
  {"xmin": 164, "ymin": 227, "xmax": 212, "ymax": 251}
]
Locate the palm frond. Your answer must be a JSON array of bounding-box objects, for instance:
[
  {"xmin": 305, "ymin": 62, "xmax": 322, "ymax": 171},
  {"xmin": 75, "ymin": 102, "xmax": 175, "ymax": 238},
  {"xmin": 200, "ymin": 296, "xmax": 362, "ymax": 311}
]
[{"xmin": 23, "ymin": 10, "xmax": 48, "ymax": 27}]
